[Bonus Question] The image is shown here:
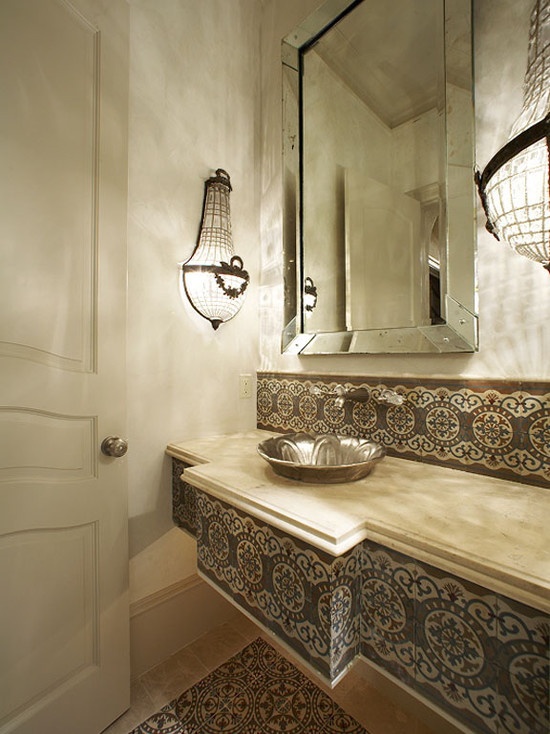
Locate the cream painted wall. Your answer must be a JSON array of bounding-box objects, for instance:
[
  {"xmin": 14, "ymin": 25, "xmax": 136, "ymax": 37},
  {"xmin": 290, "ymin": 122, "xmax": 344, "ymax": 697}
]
[
  {"xmin": 260, "ymin": 0, "xmax": 550, "ymax": 380},
  {"xmin": 127, "ymin": 0, "xmax": 261, "ymax": 604}
]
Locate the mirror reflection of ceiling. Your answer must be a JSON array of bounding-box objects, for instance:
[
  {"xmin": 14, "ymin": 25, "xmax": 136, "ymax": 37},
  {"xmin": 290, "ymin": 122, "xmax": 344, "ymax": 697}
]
[{"xmin": 313, "ymin": 0, "xmax": 442, "ymax": 128}]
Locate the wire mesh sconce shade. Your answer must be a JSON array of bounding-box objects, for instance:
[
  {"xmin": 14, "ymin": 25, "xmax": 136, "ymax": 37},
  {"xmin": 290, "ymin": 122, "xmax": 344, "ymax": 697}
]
[
  {"xmin": 476, "ymin": 0, "xmax": 549, "ymax": 273},
  {"xmin": 182, "ymin": 169, "xmax": 249, "ymax": 329}
]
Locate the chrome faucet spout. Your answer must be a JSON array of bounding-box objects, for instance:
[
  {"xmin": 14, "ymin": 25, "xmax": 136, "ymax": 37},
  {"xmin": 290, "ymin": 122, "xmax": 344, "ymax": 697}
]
[
  {"xmin": 377, "ymin": 388, "xmax": 405, "ymax": 405},
  {"xmin": 310, "ymin": 384, "xmax": 404, "ymax": 406},
  {"xmin": 342, "ymin": 386, "xmax": 404, "ymax": 405},
  {"xmin": 342, "ymin": 388, "xmax": 370, "ymax": 403}
]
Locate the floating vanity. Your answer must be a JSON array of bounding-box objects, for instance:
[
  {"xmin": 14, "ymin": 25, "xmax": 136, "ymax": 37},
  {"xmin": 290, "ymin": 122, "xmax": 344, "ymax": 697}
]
[{"xmin": 166, "ymin": 430, "xmax": 549, "ymax": 734}]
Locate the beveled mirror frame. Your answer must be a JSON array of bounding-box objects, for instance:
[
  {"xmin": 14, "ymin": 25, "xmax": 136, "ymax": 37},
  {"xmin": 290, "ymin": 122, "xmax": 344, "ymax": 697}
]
[{"xmin": 281, "ymin": 0, "xmax": 478, "ymax": 355}]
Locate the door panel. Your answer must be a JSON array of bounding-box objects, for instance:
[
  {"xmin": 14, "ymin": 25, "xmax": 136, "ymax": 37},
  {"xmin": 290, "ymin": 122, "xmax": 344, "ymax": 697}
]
[
  {"xmin": 0, "ymin": 408, "xmax": 96, "ymax": 482},
  {"xmin": 1, "ymin": 0, "xmax": 99, "ymax": 372},
  {"xmin": 0, "ymin": 524, "xmax": 99, "ymax": 722},
  {"xmin": 0, "ymin": 0, "xmax": 129, "ymax": 732}
]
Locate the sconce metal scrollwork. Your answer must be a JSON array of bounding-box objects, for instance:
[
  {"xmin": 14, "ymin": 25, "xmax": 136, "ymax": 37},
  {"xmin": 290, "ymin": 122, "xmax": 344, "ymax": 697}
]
[{"xmin": 304, "ymin": 276, "xmax": 318, "ymax": 312}]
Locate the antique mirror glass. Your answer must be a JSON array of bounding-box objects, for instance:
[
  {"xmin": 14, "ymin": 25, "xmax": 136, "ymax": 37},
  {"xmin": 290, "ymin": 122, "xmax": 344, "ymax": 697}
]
[{"xmin": 282, "ymin": 0, "xmax": 478, "ymax": 354}]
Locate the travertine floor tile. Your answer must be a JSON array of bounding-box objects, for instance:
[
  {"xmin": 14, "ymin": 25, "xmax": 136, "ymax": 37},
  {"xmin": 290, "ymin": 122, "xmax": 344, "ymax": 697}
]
[
  {"xmin": 184, "ymin": 619, "xmax": 252, "ymax": 672},
  {"xmin": 101, "ymin": 679, "xmax": 155, "ymax": 734},
  {"xmin": 140, "ymin": 647, "xmax": 209, "ymax": 708}
]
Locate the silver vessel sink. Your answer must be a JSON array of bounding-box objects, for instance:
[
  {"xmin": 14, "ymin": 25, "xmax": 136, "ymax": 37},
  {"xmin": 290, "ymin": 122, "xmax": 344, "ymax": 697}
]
[{"xmin": 257, "ymin": 432, "xmax": 385, "ymax": 484}]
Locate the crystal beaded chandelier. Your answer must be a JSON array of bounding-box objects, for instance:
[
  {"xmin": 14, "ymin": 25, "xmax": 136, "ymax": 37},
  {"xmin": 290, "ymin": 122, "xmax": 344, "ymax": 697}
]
[{"xmin": 476, "ymin": 0, "xmax": 549, "ymax": 273}]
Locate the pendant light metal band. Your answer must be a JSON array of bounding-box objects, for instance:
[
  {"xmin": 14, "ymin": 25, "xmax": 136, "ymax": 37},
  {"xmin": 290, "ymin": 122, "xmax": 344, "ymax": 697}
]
[
  {"xmin": 183, "ymin": 256, "xmax": 250, "ymax": 300},
  {"xmin": 475, "ymin": 113, "xmax": 550, "ymax": 240}
]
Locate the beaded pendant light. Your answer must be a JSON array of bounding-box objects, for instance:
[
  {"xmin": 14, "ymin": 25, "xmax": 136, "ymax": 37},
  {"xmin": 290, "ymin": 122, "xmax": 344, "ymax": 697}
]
[
  {"xmin": 182, "ymin": 169, "xmax": 249, "ymax": 329},
  {"xmin": 476, "ymin": 0, "xmax": 549, "ymax": 273}
]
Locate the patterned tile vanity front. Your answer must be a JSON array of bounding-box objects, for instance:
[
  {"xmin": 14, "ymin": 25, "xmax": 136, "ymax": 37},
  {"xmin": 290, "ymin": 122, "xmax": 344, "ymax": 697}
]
[
  {"xmin": 413, "ymin": 561, "xmax": 500, "ymax": 732},
  {"xmin": 360, "ymin": 544, "xmax": 417, "ymax": 686},
  {"xmin": 171, "ymin": 459, "xmax": 197, "ymax": 536},
  {"xmin": 173, "ymin": 458, "xmax": 360, "ymax": 682},
  {"xmin": 359, "ymin": 543, "xmax": 549, "ymax": 734},
  {"xmin": 171, "ymin": 458, "xmax": 549, "ymax": 734},
  {"xmin": 196, "ymin": 487, "xmax": 362, "ymax": 682}
]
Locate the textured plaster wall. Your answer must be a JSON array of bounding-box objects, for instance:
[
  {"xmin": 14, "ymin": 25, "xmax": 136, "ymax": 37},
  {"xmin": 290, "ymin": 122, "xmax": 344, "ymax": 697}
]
[
  {"xmin": 125, "ymin": 0, "xmax": 548, "ymax": 607},
  {"xmin": 127, "ymin": 0, "xmax": 261, "ymax": 603},
  {"xmin": 259, "ymin": 0, "xmax": 550, "ymax": 380}
]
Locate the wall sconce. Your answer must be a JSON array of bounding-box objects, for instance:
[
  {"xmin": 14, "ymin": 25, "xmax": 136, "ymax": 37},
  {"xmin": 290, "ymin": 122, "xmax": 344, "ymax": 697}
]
[
  {"xmin": 181, "ymin": 169, "xmax": 249, "ymax": 329},
  {"xmin": 476, "ymin": 0, "xmax": 549, "ymax": 273},
  {"xmin": 304, "ymin": 276, "xmax": 318, "ymax": 312}
]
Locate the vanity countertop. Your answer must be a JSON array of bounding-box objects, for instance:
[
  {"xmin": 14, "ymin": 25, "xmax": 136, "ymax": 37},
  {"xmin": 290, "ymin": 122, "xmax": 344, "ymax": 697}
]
[{"xmin": 166, "ymin": 430, "xmax": 550, "ymax": 613}]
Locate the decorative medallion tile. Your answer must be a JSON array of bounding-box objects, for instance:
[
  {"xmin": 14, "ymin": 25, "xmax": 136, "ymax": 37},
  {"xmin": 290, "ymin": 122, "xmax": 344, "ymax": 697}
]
[
  {"xmin": 130, "ymin": 707, "xmax": 185, "ymax": 734},
  {"xmin": 494, "ymin": 596, "xmax": 550, "ymax": 734},
  {"xmin": 361, "ymin": 543, "xmax": 416, "ymax": 685},
  {"xmin": 414, "ymin": 562, "xmax": 499, "ymax": 733},
  {"xmin": 257, "ymin": 373, "xmax": 550, "ymax": 486},
  {"xmin": 521, "ymin": 392, "xmax": 550, "ymax": 483}
]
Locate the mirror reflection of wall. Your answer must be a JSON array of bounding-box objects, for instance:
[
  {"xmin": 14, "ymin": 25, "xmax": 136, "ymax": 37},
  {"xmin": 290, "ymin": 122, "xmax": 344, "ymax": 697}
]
[
  {"xmin": 283, "ymin": 0, "xmax": 478, "ymax": 354},
  {"xmin": 302, "ymin": 0, "xmax": 446, "ymax": 333}
]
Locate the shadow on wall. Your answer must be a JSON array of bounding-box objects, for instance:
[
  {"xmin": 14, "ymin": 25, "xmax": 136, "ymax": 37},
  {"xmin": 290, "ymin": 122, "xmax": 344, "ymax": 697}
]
[{"xmin": 128, "ymin": 455, "xmax": 175, "ymax": 558}]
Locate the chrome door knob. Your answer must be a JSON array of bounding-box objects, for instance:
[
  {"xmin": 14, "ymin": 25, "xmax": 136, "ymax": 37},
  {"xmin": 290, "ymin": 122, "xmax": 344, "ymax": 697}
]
[{"xmin": 101, "ymin": 436, "xmax": 128, "ymax": 458}]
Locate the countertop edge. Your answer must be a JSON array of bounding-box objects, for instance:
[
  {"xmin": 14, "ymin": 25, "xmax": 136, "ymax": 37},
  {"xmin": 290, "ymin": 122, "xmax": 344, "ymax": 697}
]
[
  {"xmin": 183, "ymin": 466, "xmax": 550, "ymax": 613},
  {"xmin": 167, "ymin": 434, "xmax": 550, "ymax": 613}
]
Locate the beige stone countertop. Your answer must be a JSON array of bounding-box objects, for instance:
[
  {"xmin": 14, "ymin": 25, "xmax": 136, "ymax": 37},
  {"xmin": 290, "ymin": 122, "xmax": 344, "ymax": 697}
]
[{"xmin": 166, "ymin": 430, "xmax": 550, "ymax": 613}]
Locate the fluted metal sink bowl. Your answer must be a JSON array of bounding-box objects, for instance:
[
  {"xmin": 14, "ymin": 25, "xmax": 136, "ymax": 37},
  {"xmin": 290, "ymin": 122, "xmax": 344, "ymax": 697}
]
[{"xmin": 257, "ymin": 432, "xmax": 385, "ymax": 483}]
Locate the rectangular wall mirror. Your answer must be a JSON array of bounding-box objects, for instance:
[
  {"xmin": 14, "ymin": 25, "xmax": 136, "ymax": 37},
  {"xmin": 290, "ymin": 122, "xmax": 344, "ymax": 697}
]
[{"xmin": 282, "ymin": 0, "xmax": 478, "ymax": 354}]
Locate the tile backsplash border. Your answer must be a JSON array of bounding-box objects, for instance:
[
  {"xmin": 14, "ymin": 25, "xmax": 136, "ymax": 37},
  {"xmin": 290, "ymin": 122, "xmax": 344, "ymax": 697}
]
[{"xmin": 256, "ymin": 372, "xmax": 550, "ymax": 488}]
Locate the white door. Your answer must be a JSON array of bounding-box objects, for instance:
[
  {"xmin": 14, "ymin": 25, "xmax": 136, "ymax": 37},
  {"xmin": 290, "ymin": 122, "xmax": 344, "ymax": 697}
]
[{"xmin": 0, "ymin": 1, "xmax": 130, "ymax": 732}]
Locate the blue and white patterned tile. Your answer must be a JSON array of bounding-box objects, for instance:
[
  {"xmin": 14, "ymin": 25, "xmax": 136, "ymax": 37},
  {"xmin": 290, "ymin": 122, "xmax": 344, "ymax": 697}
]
[
  {"xmin": 313, "ymin": 548, "xmax": 362, "ymax": 678},
  {"xmin": 360, "ymin": 543, "xmax": 416, "ymax": 684},
  {"xmin": 495, "ymin": 669, "xmax": 549, "ymax": 734},
  {"xmin": 171, "ymin": 461, "xmax": 198, "ymax": 538},
  {"xmin": 196, "ymin": 490, "xmax": 364, "ymax": 682},
  {"xmin": 493, "ymin": 596, "xmax": 549, "ymax": 734},
  {"xmin": 414, "ymin": 563, "xmax": 499, "ymax": 733}
]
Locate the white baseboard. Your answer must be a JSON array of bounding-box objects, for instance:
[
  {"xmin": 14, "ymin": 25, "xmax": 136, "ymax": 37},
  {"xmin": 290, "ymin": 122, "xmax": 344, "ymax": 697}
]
[{"xmin": 129, "ymin": 574, "xmax": 240, "ymax": 678}]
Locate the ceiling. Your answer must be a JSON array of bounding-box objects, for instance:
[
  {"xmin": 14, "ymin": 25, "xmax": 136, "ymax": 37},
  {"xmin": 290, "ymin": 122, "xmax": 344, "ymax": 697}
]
[{"xmin": 311, "ymin": 0, "xmax": 443, "ymax": 128}]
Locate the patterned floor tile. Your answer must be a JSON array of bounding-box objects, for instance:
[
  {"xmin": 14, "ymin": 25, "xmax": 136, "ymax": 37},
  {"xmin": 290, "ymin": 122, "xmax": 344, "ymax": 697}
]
[
  {"xmin": 129, "ymin": 707, "xmax": 185, "ymax": 734},
  {"xmin": 130, "ymin": 638, "xmax": 369, "ymax": 734}
]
